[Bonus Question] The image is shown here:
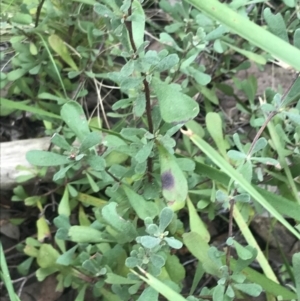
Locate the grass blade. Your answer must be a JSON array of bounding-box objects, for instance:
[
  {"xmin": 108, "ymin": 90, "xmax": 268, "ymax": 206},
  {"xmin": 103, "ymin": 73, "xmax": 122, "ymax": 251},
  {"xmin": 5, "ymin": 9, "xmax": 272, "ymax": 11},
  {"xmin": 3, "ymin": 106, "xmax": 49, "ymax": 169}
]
[
  {"xmin": 185, "ymin": 0, "xmax": 300, "ymax": 71},
  {"xmin": 182, "ymin": 129, "xmax": 300, "ymax": 239},
  {"xmin": 0, "ymin": 242, "xmax": 21, "ymax": 301}
]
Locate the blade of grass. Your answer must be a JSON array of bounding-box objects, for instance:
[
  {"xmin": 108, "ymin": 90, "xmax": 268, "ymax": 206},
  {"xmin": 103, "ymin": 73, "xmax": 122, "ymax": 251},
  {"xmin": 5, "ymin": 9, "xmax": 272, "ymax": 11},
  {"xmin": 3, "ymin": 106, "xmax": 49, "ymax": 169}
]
[
  {"xmin": 0, "ymin": 98, "xmax": 61, "ymax": 119},
  {"xmin": 0, "ymin": 242, "xmax": 21, "ymax": 301},
  {"xmin": 233, "ymin": 204, "xmax": 278, "ymax": 283},
  {"xmin": 182, "ymin": 129, "xmax": 300, "ymax": 239},
  {"xmin": 35, "ymin": 32, "xmax": 68, "ymax": 98},
  {"xmin": 185, "ymin": 0, "xmax": 300, "ymax": 71},
  {"xmin": 193, "ymin": 161, "xmax": 300, "ymax": 220},
  {"xmin": 131, "ymin": 267, "xmax": 188, "ymax": 301}
]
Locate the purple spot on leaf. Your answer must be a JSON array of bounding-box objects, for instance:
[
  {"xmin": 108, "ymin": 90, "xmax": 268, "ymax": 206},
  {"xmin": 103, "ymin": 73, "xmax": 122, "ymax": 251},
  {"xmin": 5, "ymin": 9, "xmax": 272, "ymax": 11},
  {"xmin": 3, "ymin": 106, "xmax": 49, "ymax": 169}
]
[{"xmin": 161, "ymin": 171, "xmax": 174, "ymax": 190}]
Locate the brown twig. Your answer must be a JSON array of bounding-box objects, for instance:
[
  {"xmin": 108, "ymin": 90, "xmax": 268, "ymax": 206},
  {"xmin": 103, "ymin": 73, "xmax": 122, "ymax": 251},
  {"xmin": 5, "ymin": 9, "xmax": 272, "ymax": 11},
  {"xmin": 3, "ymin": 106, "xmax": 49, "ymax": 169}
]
[
  {"xmin": 247, "ymin": 111, "xmax": 276, "ymax": 157},
  {"xmin": 247, "ymin": 72, "xmax": 299, "ymax": 157},
  {"xmin": 226, "ymin": 197, "xmax": 235, "ymax": 274},
  {"xmin": 35, "ymin": 0, "xmax": 46, "ymax": 28},
  {"xmin": 125, "ymin": 0, "xmax": 154, "ymax": 182}
]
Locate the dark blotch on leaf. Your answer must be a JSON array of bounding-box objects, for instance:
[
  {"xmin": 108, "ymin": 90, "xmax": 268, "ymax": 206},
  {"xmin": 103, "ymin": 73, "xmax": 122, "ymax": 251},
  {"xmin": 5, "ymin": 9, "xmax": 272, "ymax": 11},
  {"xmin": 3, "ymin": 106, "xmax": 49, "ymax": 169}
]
[{"xmin": 161, "ymin": 171, "xmax": 174, "ymax": 190}]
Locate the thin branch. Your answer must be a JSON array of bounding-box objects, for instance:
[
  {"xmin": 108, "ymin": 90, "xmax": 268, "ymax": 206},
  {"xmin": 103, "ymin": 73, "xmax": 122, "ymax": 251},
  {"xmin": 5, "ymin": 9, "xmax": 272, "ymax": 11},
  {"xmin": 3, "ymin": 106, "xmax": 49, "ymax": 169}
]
[
  {"xmin": 35, "ymin": 0, "xmax": 46, "ymax": 28},
  {"xmin": 226, "ymin": 198, "xmax": 235, "ymax": 274},
  {"xmin": 247, "ymin": 72, "xmax": 299, "ymax": 157},
  {"xmin": 143, "ymin": 78, "xmax": 154, "ymax": 135},
  {"xmin": 247, "ymin": 111, "xmax": 276, "ymax": 157},
  {"xmin": 125, "ymin": 0, "xmax": 154, "ymax": 181},
  {"xmin": 125, "ymin": 2, "xmax": 137, "ymax": 53}
]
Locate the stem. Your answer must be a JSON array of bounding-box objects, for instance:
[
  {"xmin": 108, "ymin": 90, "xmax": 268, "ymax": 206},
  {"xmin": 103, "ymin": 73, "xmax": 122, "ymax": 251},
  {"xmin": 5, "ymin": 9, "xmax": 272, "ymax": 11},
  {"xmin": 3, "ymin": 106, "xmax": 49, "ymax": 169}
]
[
  {"xmin": 35, "ymin": 0, "xmax": 46, "ymax": 28},
  {"xmin": 247, "ymin": 111, "xmax": 276, "ymax": 157},
  {"xmin": 226, "ymin": 198, "xmax": 235, "ymax": 275},
  {"xmin": 125, "ymin": 0, "xmax": 154, "ymax": 181},
  {"xmin": 247, "ymin": 72, "xmax": 299, "ymax": 157},
  {"xmin": 143, "ymin": 78, "xmax": 154, "ymax": 134}
]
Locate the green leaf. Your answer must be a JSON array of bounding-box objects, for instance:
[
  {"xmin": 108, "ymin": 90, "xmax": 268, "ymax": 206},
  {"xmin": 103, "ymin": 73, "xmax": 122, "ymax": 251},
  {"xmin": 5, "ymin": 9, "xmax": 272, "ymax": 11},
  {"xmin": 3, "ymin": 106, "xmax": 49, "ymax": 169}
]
[
  {"xmin": 286, "ymin": 111, "xmax": 300, "ymax": 125},
  {"xmin": 251, "ymin": 137, "xmax": 267, "ymax": 154},
  {"xmin": 213, "ymin": 284, "xmax": 225, "ymax": 301},
  {"xmin": 36, "ymin": 267, "xmax": 59, "ymax": 282},
  {"xmin": 140, "ymin": 236, "xmax": 161, "ymax": 248},
  {"xmin": 53, "ymin": 215, "xmax": 70, "ymax": 230},
  {"xmin": 74, "ymin": 285, "xmax": 88, "ymax": 301},
  {"xmin": 79, "ymin": 132, "xmax": 102, "ymax": 152},
  {"xmin": 282, "ymin": 76, "xmax": 300, "ymax": 106},
  {"xmin": 73, "ymin": 0, "xmax": 96, "ymax": 4},
  {"xmin": 187, "ymin": 197, "xmax": 210, "ymax": 242},
  {"xmin": 189, "ymin": 263, "xmax": 205, "ymax": 295},
  {"xmin": 197, "ymin": 85, "xmax": 219, "ymax": 105},
  {"xmin": 233, "ymin": 283, "xmax": 262, "ymax": 297},
  {"xmin": 183, "ymin": 232, "xmax": 224, "ymax": 277},
  {"xmin": 48, "ymin": 34, "xmax": 78, "ymax": 71},
  {"xmin": 131, "ymin": 0, "xmax": 146, "ymax": 50},
  {"xmin": 294, "ymin": 29, "xmax": 300, "ymax": 50},
  {"xmin": 164, "ymin": 237, "xmax": 183, "ymax": 249},
  {"xmin": 56, "ymin": 245, "xmax": 77, "ymax": 266},
  {"xmin": 234, "ymin": 193, "xmax": 250, "ymax": 203},
  {"xmin": 26, "ymin": 150, "xmax": 70, "ymax": 166},
  {"xmin": 126, "ymin": 256, "xmax": 140, "ymax": 268},
  {"xmin": 60, "ymin": 101, "xmax": 90, "ymax": 142},
  {"xmin": 105, "ymin": 273, "xmax": 139, "ymax": 285},
  {"xmin": 58, "ymin": 187, "xmax": 70, "ymax": 217},
  {"xmin": 68, "ymin": 226, "xmax": 107, "ymax": 243},
  {"xmin": 292, "ymin": 252, "xmax": 300, "ymax": 300},
  {"xmin": 37, "ymin": 216, "xmax": 51, "ymax": 242},
  {"xmin": 7, "ymin": 68, "xmax": 27, "ymax": 81},
  {"xmin": 158, "ymin": 144, "xmax": 188, "ymax": 210},
  {"xmin": 121, "ymin": 60, "xmax": 135, "ymax": 77},
  {"xmin": 250, "ymin": 157, "xmax": 278, "ymax": 165},
  {"xmin": 17, "ymin": 257, "xmax": 34, "ymax": 276},
  {"xmin": 11, "ymin": 13, "xmax": 32, "ymax": 24},
  {"xmin": 135, "ymin": 140, "xmax": 154, "ymax": 163},
  {"xmin": 24, "ymin": 196, "xmax": 41, "ymax": 206},
  {"xmin": 227, "ymin": 150, "xmax": 247, "ymax": 160},
  {"xmin": 150, "ymin": 254, "xmax": 165, "ymax": 268},
  {"xmin": 151, "ymin": 77, "xmax": 199, "ymax": 124},
  {"xmin": 176, "ymin": 158, "xmax": 195, "ymax": 172},
  {"xmin": 86, "ymin": 155, "xmax": 106, "ymax": 171},
  {"xmin": 158, "ymin": 207, "xmax": 173, "ymax": 232},
  {"xmin": 137, "ymin": 287, "xmax": 159, "ymax": 301},
  {"xmin": 51, "ymin": 134, "xmax": 72, "ymax": 151},
  {"xmin": 159, "ymin": 33, "xmax": 182, "ymax": 51},
  {"xmin": 263, "ymin": 8, "xmax": 288, "ymax": 42},
  {"xmin": 123, "ymin": 185, "xmax": 158, "ymax": 220},
  {"xmin": 86, "ymin": 173, "xmax": 99, "ymax": 192},
  {"xmin": 165, "ymin": 254, "xmax": 185, "ymax": 284},
  {"xmin": 233, "ymin": 240, "xmax": 253, "ymax": 260},
  {"xmin": 206, "ymin": 112, "xmax": 228, "ymax": 158},
  {"xmin": 37, "ymin": 244, "xmax": 60, "ymax": 268},
  {"xmin": 53, "ymin": 164, "xmax": 74, "ymax": 181},
  {"xmin": 154, "ymin": 54, "xmax": 179, "ymax": 72},
  {"xmin": 101, "ymin": 202, "xmax": 137, "ymax": 242},
  {"xmin": 93, "ymin": 3, "xmax": 114, "ymax": 18},
  {"xmin": 188, "ymin": 67, "xmax": 211, "ymax": 86},
  {"xmin": 133, "ymin": 93, "xmax": 146, "ymax": 117}
]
